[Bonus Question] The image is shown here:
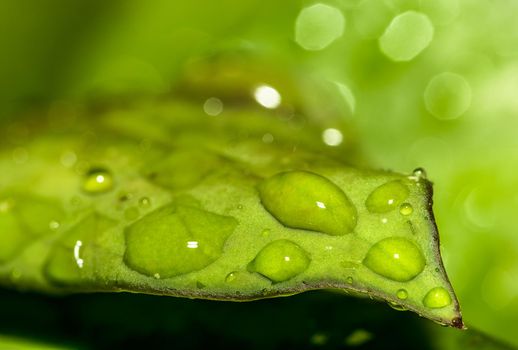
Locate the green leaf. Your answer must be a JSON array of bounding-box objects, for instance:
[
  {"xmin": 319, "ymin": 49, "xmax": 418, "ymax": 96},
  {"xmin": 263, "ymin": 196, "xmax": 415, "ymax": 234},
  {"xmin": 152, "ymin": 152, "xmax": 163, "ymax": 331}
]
[{"xmin": 0, "ymin": 95, "xmax": 463, "ymax": 328}]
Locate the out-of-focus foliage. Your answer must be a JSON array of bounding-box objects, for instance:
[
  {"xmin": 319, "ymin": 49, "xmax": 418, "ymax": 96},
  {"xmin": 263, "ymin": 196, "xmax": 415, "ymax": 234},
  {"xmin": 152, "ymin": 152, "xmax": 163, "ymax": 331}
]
[{"xmin": 1, "ymin": 0, "xmax": 517, "ymax": 347}]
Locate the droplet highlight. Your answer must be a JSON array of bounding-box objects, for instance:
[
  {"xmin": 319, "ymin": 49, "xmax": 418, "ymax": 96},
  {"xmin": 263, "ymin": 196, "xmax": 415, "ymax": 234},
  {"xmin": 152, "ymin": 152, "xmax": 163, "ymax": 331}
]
[
  {"xmin": 365, "ymin": 181, "xmax": 409, "ymax": 213},
  {"xmin": 258, "ymin": 171, "xmax": 357, "ymax": 236},
  {"xmin": 423, "ymin": 287, "xmax": 452, "ymax": 308},
  {"xmin": 379, "ymin": 11, "xmax": 434, "ymax": 61},
  {"xmin": 248, "ymin": 239, "xmax": 310, "ymax": 283},
  {"xmin": 363, "ymin": 237, "xmax": 426, "ymax": 281}
]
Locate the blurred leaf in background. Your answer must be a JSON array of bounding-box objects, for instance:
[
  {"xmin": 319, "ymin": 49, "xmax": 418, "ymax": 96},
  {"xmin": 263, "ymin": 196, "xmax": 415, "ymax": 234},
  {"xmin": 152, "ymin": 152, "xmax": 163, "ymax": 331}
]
[{"xmin": 1, "ymin": 0, "xmax": 518, "ymax": 348}]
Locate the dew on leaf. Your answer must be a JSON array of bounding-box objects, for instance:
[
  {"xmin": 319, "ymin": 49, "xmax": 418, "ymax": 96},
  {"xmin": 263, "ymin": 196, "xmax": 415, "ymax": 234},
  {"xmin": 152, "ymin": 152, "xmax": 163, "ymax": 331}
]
[
  {"xmin": 363, "ymin": 237, "xmax": 426, "ymax": 281},
  {"xmin": 138, "ymin": 197, "xmax": 151, "ymax": 209},
  {"xmin": 124, "ymin": 204, "xmax": 237, "ymax": 278},
  {"xmin": 82, "ymin": 168, "xmax": 114, "ymax": 194},
  {"xmin": 248, "ymin": 239, "xmax": 310, "ymax": 283},
  {"xmin": 379, "ymin": 11, "xmax": 434, "ymax": 61},
  {"xmin": 365, "ymin": 180, "xmax": 409, "ymax": 213},
  {"xmin": 259, "ymin": 171, "xmax": 357, "ymax": 236},
  {"xmin": 397, "ymin": 288, "xmax": 409, "ymax": 300},
  {"xmin": 423, "ymin": 287, "xmax": 452, "ymax": 308},
  {"xmin": 400, "ymin": 203, "xmax": 414, "ymax": 216}
]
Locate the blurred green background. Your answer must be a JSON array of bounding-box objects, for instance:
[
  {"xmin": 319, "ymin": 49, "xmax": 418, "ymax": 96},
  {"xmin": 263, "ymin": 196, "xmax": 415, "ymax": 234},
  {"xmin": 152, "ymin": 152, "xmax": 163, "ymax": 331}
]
[{"xmin": 1, "ymin": 0, "xmax": 517, "ymax": 348}]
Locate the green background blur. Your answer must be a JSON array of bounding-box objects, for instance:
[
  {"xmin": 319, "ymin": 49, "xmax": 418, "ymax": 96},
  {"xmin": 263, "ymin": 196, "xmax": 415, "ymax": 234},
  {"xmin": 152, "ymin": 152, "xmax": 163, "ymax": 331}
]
[{"xmin": 1, "ymin": 0, "xmax": 517, "ymax": 347}]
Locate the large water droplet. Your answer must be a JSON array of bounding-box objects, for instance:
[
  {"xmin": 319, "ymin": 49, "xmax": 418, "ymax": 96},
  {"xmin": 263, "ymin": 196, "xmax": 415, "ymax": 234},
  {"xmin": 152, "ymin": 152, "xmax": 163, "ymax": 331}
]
[
  {"xmin": 423, "ymin": 287, "xmax": 452, "ymax": 308},
  {"xmin": 124, "ymin": 204, "xmax": 237, "ymax": 278},
  {"xmin": 248, "ymin": 239, "xmax": 310, "ymax": 282},
  {"xmin": 363, "ymin": 237, "xmax": 426, "ymax": 281},
  {"xmin": 44, "ymin": 213, "xmax": 116, "ymax": 286},
  {"xmin": 295, "ymin": 3, "xmax": 345, "ymax": 51},
  {"xmin": 379, "ymin": 11, "xmax": 434, "ymax": 61},
  {"xmin": 259, "ymin": 171, "xmax": 357, "ymax": 236},
  {"xmin": 83, "ymin": 168, "xmax": 114, "ymax": 194},
  {"xmin": 424, "ymin": 72, "xmax": 472, "ymax": 120},
  {"xmin": 365, "ymin": 181, "xmax": 409, "ymax": 213}
]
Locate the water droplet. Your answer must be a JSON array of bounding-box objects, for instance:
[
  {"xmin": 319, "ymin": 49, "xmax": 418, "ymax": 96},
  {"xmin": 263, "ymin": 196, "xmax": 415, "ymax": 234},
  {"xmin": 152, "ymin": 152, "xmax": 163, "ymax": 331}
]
[
  {"xmin": 322, "ymin": 128, "xmax": 343, "ymax": 146},
  {"xmin": 388, "ymin": 302, "xmax": 407, "ymax": 311},
  {"xmin": 262, "ymin": 133, "xmax": 274, "ymax": 144},
  {"xmin": 363, "ymin": 237, "xmax": 426, "ymax": 281},
  {"xmin": 49, "ymin": 220, "xmax": 60, "ymax": 231},
  {"xmin": 60, "ymin": 151, "xmax": 77, "ymax": 168},
  {"xmin": 261, "ymin": 228, "xmax": 271, "ymax": 237},
  {"xmin": 82, "ymin": 168, "xmax": 114, "ymax": 194},
  {"xmin": 397, "ymin": 289, "xmax": 408, "ymax": 300},
  {"xmin": 248, "ymin": 239, "xmax": 310, "ymax": 283},
  {"xmin": 203, "ymin": 97, "xmax": 223, "ymax": 116},
  {"xmin": 346, "ymin": 276, "xmax": 354, "ymax": 284},
  {"xmin": 225, "ymin": 272, "xmax": 237, "ymax": 283},
  {"xmin": 124, "ymin": 207, "xmax": 140, "ymax": 221},
  {"xmin": 295, "ymin": 3, "xmax": 345, "ymax": 51},
  {"xmin": 412, "ymin": 167, "xmax": 427, "ymax": 180},
  {"xmin": 124, "ymin": 204, "xmax": 237, "ymax": 278},
  {"xmin": 138, "ymin": 197, "xmax": 151, "ymax": 209},
  {"xmin": 423, "ymin": 287, "xmax": 452, "ymax": 308},
  {"xmin": 424, "ymin": 72, "xmax": 472, "ymax": 120},
  {"xmin": 253, "ymin": 85, "xmax": 281, "ymax": 109},
  {"xmin": 365, "ymin": 181, "xmax": 409, "ymax": 213},
  {"xmin": 400, "ymin": 203, "xmax": 414, "ymax": 216},
  {"xmin": 237, "ymin": 204, "xmax": 244, "ymax": 210},
  {"xmin": 259, "ymin": 171, "xmax": 357, "ymax": 236},
  {"xmin": 379, "ymin": 11, "xmax": 434, "ymax": 61}
]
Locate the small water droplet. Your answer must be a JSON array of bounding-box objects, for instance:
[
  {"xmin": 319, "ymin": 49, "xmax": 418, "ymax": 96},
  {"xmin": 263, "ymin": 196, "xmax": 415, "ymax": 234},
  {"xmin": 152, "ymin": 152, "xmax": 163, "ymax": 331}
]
[
  {"xmin": 412, "ymin": 167, "xmax": 427, "ymax": 180},
  {"xmin": 423, "ymin": 287, "xmax": 452, "ymax": 308},
  {"xmin": 259, "ymin": 171, "xmax": 357, "ymax": 236},
  {"xmin": 388, "ymin": 302, "xmax": 407, "ymax": 311},
  {"xmin": 261, "ymin": 228, "xmax": 271, "ymax": 237},
  {"xmin": 365, "ymin": 181, "xmax": 409, "ymax": 213},
  {"xmin": 138, "ymin": 197, "xmax": 151, "ymax": 208},
  {"xmin": 82, "ymin": 168, "xmax": 114, "ymax": 194},
  {"xmin": 379, "ymin": 11, "xmax": 434, "ymax": 61},
  {"xmin": 435, "ymin": 267, "xmax": 440, "ymax": 273},
  {"xmin": 346, "ymin": 276, "xmax": 353, "ymax": 284},
  {"xmin": 248, "ymin": 239, "xmax": 310, "ymax": 283},
  {"xmin": 10, "ymin": 269, "xmax": 22, "ymax": 281},
  {"xmin": 400, "ymin": 203, "xmax": 414, "ymax": 216},
  {"xmin": 397, "ymin": 289, "xmax": 408, "ymax": 300},
  {"xmin": 49, "ymin": 220, "xmax": 60, "ymax": 231},
  {"xmin": 237, "ymin": 204, "xmax": 243, "ymax": 210},
  {"xmin": 225, "ymin": 272, "xmax": 237, "ymax": 283},
  {"xmin": 363, "ymin": 237, "xmax": 426, "ymax": 281},
  {"xmin": 203, "ymin": 97, "xmax": 224, "ymax": 116},
  {"xmin": 60, "ymin": 151, "xmax": 77, "ymax": 168},
  {"xmin": 262, "ymin": 133, "xmax": 274, "ymax": 144},
  {"xmin": 124, "ymin": 207, "xmax": 140, "ymax": 221}
]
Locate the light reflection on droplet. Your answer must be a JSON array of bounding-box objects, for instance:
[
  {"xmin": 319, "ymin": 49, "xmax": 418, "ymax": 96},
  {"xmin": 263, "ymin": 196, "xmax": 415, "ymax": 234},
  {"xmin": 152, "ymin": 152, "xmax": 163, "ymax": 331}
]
[
  {"xmin": 187, "ymin": 241, "xmax": 199, "ymax": 249},
  {"xmin": 316, "ymin": 201, "xmax": 326, "ymax": 209},
  {"xmin": 203, "ymin": 97, "xmax": 224, "ymax": 116},
  {"xmin": 74, "ymin": 240, "xmax": 84, "ymax": 268},
  {"xmin": 254, "ymin": 85, "xmax": 281, "ymax": 109},
  {"xmin": 322, "ymin": 128, "xmax": 343, "ymax": 146},
  {"xmin": 295, "ymin": 3, "xmax": 345, "ymax": 51}
]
